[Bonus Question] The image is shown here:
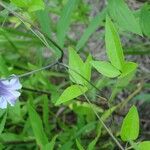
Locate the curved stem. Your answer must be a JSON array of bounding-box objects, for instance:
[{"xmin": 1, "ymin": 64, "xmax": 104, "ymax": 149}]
[
  {"xmin": 64, "ymin": 66, "xmax": 125, "ymax": 150},
  {"xmin": 0, "ymin": 1, "xmax": 64, "ymax": 62}
]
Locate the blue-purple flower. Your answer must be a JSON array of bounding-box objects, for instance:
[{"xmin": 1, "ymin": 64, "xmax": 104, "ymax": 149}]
[{"xmin": 0, "ymin": 75, "xmax": 22, "ymax": 109}]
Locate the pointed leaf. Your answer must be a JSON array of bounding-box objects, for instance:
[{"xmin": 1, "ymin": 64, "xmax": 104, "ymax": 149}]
[
  {"xmin": 120, "ymin": 105, "xmax": 139, "ymax": 141},
  {"xmin": 55, "ymin": 85, "xmax": 88, "ymax": 105},
  {"xmin": 120, "ymin": 62, "xmax": 138, "ymax": 77},
  {"xmin": 69, "ymin": 47, "xmax": 91, "ymax": 85},
  {"xmin": 108, "ymin": 0, "xmax": 142, "ymax": 35},
  {"xmin": 69, "ymin": 47, "xmax": 84, "ymax": 84},
  {"xmin": 91, "ymin": 60, "xmax": 121, "ymax": 78},
  {"xmin": 83, "ymin": 54, "xmax": 92, "ymax": 83},
  {"xmin": 105, "ymin": 16, "xmax": 125, "ymax": 70}
]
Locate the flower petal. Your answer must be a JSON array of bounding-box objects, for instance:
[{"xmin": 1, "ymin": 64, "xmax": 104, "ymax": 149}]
[
  {"xmin": 0, "ymin": 77, "xmax": 22, "ymax": 90},
  {"xmin": 0, "ymin": 96, "xmax": 7, "ymax": 109},
  {"xmin": 6, "ymin": 91, "xmax": 20, "ymax": 106}
]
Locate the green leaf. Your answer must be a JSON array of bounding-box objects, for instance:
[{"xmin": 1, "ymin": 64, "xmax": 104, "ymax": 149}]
[
  {"xmin": 42, "ymin": 96, "xmax": 50, "ymax": 134},
  {"xmin": 28, "ymin": 0, "xmax": 45, "ymax": 12},
  {"xmin": 8, "ymin": 101, "xmax": 22, "ymax": 123},
  {"xmin": 11, "ymin": 0, "xmax": 45, "ymax": 12},
  {"xmin": 57, "ymin": 0, "xmax": 78, "ymax": 48},
  {"xmin": 105, "ymin": 16, "xmax": 125, "ymax": 70},
  {"xmin": 42, "ymin": 135, "xmax": 58, "ymax": 150},
  {"xmin": 120, "ymin": 105, "xmax": 139, "ymax": 141},
  {"xmin": 82, "ymin": 54, "xmax": 92, "ymax": 84},
  {"xmin": 76, "ymin": 8, "xmax": 106, "ymax": 51},
  {"xmin": 28, "ymin": 102, "xmax": 48, "ymax": 147},
  {"xmin": 0, "ymin": 113, "xmax": 7, "ymax": 134},
  {"xmin": 0, "ymin": 56, "xmax": 9, "ymax": 76},
  {"xmin": 138, "ymin": 141, "xmax": 150, "ymax": 150},
  {"xmin": 76, "ymin": 139, "xmax": 85, "ymax": 150},
  {"xmin": 55, "ymin": 85, "xmax": 88, "ymax": 105},
  {"xmin": 108, "ymin": 0, "xmax": 142, "ymax": 35},
  {"xmin": 36, "ymin": 8, "xmax": 52, "ymax": 37},
  {"xmin": 10, "ymin": 0, "xmax": 28, "ymax": 8},
  {"xmin": 140, "ymin": 3, "xmax": 150, "ymax": 37},
  {"xmin": 120, "ymin": 62, "xmax": 138, "ymax": 77},
  {"xmin": 69, "ymin": 47, "xmax": 91, "ymax": 85},
  {"xmin": 91, "ymin": 60, "xmax": 121, "ymax": 78}
]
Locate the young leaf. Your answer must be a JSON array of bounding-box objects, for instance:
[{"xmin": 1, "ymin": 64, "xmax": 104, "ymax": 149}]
[
  {"xmin": 120, "ymin": 62, "xmax": 138, "ymax": 77},
  {"xmin": 91, "ymin": 60, "xmax": 121, "ymax": 78},
  {"xmin": 76, "ymin": 139, "xmax": 85, "ymax": 150},
  {"xmin": 57, "ymin": 0, "xmax": 78, "ymax": 48},
  {"xmin": 76, "ymin": 8, "xmax": 106, "ymax": 51},
  {"xmin": 105, "ymin": 16, "xmax": 125, "ymax": 70},
  {"xmin": 55, "ymin": 85, "xmax": 88, "ymax": 105},
  {"xmin": 69, "ymin": 47, "xmax": 91, "ymax": 85},
  {"xmin": 138, "ymin": 141, "xmax": 150, "ymax": 150},
  {"xmin": 28, "ymin": 102, "xmax": 48, "ymax": 147},
  {"xmin": 120, "ymin": 105, "xmax": 139, "ymax": 141},
  {"xmin": 108, "ymin": 0, "xmax": 142, "ymax": 35},
  {"xmin": 140, "ymin": 3, "xmax": 150, "ymax": 37}
]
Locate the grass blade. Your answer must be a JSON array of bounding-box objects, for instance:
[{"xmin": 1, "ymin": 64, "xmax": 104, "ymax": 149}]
[
  {"xmin": 56, "ymin": 0, "xmax": 78, "ymax": 48},
  {"xmin": 76, "ymin": 8, "xmax": 106, "ymax": 51}
]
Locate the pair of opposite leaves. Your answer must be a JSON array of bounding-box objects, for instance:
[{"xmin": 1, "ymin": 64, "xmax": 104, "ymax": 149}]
[
  {"xmin": 55, "ymin": 16, "xmax": 137, "ymax": 105},
  {"xmin": 91, "ymin": 16, "xmax": 137, "ymax": 78}
]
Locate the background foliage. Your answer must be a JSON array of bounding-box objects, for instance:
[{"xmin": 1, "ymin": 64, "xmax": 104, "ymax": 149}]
[{"xmin": 0, "ymin": 0, "xmax": 150, "ymax": 150}]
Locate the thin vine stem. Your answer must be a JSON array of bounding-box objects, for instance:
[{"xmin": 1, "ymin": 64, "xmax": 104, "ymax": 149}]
[
  {"xmin": 0, "ymin": 1, "xmax": 125, "ymax": 149},
  {"xmin": 1, "ymin": 61, "xmax": 58, "ymax": 81},
  {"xmin": 64, "ymin": 65, "xmax": 125, "ymax": 150},
  {"xmin": 0, "ymin": 1, "xmax": 64, "ymax": 62},
  {"xmin": 18, "ymin": 62, "xmax": 58, "ymax": 78}
]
